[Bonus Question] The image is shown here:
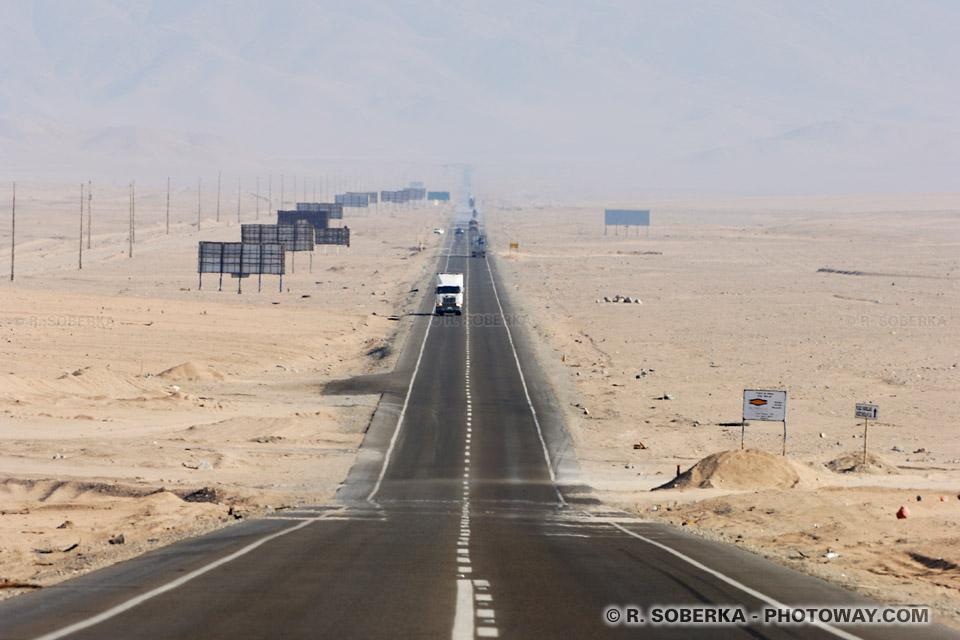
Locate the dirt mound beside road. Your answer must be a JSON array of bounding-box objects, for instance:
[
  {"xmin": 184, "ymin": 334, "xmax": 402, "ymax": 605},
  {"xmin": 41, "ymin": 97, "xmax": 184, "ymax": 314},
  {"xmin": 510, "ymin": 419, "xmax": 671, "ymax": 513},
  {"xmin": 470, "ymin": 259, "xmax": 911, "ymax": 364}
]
[
  {"xmin": 158, "ymin": 361, "xmax": 225, "ymax": 382},
  {"xmin": 655, "ymin": 449, "xmax": 827, "ymax": 491},
  {"xmin": 826, "ymin": 451, "xmax": 900, "ymax": 475}
]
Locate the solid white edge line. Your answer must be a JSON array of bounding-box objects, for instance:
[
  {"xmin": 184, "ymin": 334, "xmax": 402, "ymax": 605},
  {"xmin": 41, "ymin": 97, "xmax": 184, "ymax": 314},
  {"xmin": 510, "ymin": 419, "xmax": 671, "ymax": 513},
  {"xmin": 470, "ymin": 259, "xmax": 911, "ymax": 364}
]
[
  {"xmin": 33, "ymin": 519, "xmax": 316, "ymax": 640},
  {"xmin": 452, "ymin": 578, "xmax": 475, "ymax": 640},
  {"xmin": 606, "ymin": 521, "xmax": 862, "ymax": 640},
  {"xmin": 484, "ymin": 256, "xmax": 566, "ymax": 506},
  {"xmin": 367, "ymin": 233, "xmax": 456, "ymax": 502}
]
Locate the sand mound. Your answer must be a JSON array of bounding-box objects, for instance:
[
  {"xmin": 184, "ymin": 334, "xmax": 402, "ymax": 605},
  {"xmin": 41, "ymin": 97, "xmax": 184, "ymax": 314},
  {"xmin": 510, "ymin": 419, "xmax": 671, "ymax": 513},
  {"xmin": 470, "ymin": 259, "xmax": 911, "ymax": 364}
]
[
  {"xmin": 826, "ymin": 451, "xmax": 900, "ymax": 475},
  {"xmin": 158, "ymin": 361, "xmax": 224, "ymax": 382},
  {"xmin": 0, "ymin": 368, "xmax": 155, "ymax": 401},
  {"xmin": 143, "ymin": 489, "xmax": 185, "ymax": 505},
  {"xmin": 655, "ymin": 449, "xmax": 826, "ymax": 491}
]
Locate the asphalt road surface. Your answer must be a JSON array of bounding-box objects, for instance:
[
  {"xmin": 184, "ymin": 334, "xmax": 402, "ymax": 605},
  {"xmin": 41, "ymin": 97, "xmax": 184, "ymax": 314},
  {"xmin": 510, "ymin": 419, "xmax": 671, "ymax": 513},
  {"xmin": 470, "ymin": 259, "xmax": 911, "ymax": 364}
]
[{"xmin": 1, "ymin": 210, "xmax": 955, "ymax": 639}]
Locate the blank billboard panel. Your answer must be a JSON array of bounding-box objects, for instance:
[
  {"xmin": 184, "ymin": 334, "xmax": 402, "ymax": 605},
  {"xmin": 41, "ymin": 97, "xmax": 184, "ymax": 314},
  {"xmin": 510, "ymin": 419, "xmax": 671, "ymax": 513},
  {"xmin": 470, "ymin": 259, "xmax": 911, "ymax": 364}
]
[
  {"xmin": 199, "ymin": 242, "xmax": 285, "ymax": 276},
  {"xmin": 401, "ymin": 187, "xmax": 426, "ymax": 200},
  {"xmin": 278, "ymin": 210, "xmax": 329, "ymax": 230},
  {"xmin": 335, "ymin": 193, "xmax": 369, "ymax": 208},
  {"xmin": 315, "ymin": 227, "xmax": 350, "ymax": 247},
  {"xmin": 293, "ymin": 203, "xmax": 343, "ymax": 219},
  {"xmin": 428, "ymin": 191, "xmax": 450, "ymax": 201},
  {"xmin": 242, "ymin": 224, "xmax": 280, "ymax": 244},
  {"xmin": 243, "ymin": 223, "xmax": 313, "ymax": 251},
  {"xmin": 604, "ymin": 209, "xmax": 650, "ymax": 226}
]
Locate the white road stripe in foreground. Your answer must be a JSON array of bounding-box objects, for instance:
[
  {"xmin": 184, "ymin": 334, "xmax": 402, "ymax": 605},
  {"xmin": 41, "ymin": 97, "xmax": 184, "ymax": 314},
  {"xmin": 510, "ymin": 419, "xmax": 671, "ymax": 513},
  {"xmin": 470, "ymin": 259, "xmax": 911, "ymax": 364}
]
[
  {"xmin": 33, "ymin": 519, "xmax": 316, "ymax": 640},
  {"xmin": 607, "ymin": 521, "xmax": 862, "ymax": 640},
  {"xmin": 452, "ymin": 578, "xmax": 475, "ymax": 640}
]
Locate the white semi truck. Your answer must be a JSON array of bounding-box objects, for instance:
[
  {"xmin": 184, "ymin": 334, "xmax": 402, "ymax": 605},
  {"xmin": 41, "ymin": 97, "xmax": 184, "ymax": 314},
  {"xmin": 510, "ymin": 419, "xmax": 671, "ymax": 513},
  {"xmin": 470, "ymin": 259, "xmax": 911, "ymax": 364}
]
[{"xmin": 435, "ymin": 273, "xmax": 464, "ymax": 315}]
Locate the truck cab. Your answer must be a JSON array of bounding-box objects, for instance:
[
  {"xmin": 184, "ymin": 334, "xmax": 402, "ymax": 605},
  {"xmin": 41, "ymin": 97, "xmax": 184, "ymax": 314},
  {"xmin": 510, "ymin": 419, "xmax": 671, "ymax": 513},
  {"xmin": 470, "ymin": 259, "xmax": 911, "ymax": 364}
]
[{"xmin": 435, "ymin": 273, "xmax": 464, "ymax": 316}]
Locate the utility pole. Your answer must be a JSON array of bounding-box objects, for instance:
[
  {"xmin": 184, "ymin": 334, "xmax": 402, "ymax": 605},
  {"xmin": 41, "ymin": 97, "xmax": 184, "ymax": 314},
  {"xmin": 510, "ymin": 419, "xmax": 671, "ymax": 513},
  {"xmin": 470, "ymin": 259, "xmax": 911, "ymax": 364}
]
[
  {"xmin": 256, "ymin": 176, "xmax": 260, "ymax": 220},
  {"xmin": 86, "ymin": 180, "xmax": 92, "ymax": 249},
  {"xmin": 237, "ymin": 176, "xmax": 241, "ymax": 223},
  {"xmin": 9, "ymin": 182, "xmax": 14, "ymax": 281},
  {"xmin": 197, "ymin": 177, "xmax": 202, "ymax": 232},
  {"xmin": 281, "ymin": 174, "xmax": 284, "ymax": 210},
  {"xmin": 79, "ymin": 183, "xmax": 84, "ymax": 269},
  {"xmin": 166, "ymin": 177, "xmax": 170, "ymax": 234},
  {"xmin": 216, "ymin": 170, "xmax": 221, "ymax": 222},
  {"xmin": 128, "ymin": 181, "xmax": 134, "ymax": 258},
  {"xmin": 268, "ymin": 175, "xmax": 272, "ymax": 217}
]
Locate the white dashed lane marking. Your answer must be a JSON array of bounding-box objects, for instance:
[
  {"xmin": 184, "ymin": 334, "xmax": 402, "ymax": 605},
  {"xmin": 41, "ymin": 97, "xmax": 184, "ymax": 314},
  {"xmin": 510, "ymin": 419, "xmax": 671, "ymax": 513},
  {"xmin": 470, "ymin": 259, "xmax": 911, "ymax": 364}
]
[{"xmin": 452, "ymin": 250, "xmax": 498, "ymax": 640}]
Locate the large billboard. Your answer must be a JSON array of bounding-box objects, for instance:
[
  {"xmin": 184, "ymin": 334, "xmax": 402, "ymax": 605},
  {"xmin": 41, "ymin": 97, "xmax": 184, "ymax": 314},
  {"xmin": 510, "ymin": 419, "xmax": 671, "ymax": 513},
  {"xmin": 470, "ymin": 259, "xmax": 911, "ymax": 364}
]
[
  {"xmin": 242, "ymin": 223, "xmax": 314, "ymax": 252},
  {"xmin": 315, "ymin": 227, "xmax": 350, "ymax": 247},
  {"xmin": 335, "ymin": 193, "xmax": 370, "ymax": 208},
  {"xmin": 198, "ymin": 242, "xmax": 285, "ymax": 275},
  {"xmin": 278, "ymin": 209, "xmax": 330, "ymax": 229},
  {"xmin": 604, "ymin": 209, "xmax": 650, "ymax": 226}
]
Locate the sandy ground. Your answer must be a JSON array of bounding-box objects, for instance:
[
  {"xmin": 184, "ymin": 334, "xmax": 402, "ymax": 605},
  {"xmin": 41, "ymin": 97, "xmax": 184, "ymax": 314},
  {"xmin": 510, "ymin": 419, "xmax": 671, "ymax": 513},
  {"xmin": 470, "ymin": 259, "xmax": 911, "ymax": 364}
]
[
  {"xmin": 0, "ymin": 181, "xmax": 448, "ymax": 595},
  {"xmin": 486, "ymin": 193, "xmax": 960, "ymax": 626}
]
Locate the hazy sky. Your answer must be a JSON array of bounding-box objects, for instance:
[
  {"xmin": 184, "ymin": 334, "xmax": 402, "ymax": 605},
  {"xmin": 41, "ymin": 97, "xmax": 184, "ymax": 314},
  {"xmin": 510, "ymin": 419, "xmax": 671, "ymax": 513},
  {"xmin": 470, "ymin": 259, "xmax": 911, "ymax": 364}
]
[{"xmin": 1, "ymin": 0, "xmax": 958, "ymax": 197}]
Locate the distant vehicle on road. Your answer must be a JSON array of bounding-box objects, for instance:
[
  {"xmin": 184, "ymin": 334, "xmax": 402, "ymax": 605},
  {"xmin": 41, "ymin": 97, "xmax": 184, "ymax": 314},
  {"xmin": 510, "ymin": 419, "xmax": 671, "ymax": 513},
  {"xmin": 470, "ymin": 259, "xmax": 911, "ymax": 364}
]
[
  {"xmin": 455, "ymin": 228, "xmax": 464, "ymax": 235},
  {"xmin": 435, "ymin": 273, "xmax": 464, "ymax": 315},
  {"xmin": 433, "ymin": 228, "xmax": 444, "ymax": 234},
  {"xmin": 471, "ymin": 236, "xmax": 486, "ymax": 258}
]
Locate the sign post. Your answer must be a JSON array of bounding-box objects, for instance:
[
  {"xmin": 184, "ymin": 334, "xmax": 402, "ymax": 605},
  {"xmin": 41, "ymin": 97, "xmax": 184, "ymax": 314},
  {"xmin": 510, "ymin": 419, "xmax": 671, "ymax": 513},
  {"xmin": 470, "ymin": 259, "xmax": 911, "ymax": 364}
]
[
  {"xmin": 856, "ymin": 403, "xmax": 879, "ymax": 466},
  {"xmin": 742, "ymin": 390, "xmax": 788, "ymax": 455}
]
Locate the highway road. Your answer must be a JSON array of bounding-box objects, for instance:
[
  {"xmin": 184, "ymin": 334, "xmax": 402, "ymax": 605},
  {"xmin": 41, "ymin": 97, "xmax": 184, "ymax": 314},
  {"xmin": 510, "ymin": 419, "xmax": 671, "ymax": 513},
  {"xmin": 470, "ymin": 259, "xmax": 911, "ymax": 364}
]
[{"xmin": 0, "ymin": 209, "xmax": 954, "ymax": 639}]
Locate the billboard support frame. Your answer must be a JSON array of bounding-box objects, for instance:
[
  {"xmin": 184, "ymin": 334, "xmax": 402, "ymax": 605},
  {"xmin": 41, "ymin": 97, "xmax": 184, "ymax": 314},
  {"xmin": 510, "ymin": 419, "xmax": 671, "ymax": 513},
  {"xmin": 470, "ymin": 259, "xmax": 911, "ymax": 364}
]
[{"xmin": 198, "ymin": 241, "xmax": 284, "ymax": 293}]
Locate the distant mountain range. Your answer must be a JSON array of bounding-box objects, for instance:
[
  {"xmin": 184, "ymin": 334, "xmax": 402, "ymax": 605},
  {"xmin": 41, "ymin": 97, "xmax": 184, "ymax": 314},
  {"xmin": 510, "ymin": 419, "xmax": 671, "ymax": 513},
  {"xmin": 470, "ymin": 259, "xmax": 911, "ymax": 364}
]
[{"xmin": 1, "ymin": 0, "xmax": 958, "ymax": 197}]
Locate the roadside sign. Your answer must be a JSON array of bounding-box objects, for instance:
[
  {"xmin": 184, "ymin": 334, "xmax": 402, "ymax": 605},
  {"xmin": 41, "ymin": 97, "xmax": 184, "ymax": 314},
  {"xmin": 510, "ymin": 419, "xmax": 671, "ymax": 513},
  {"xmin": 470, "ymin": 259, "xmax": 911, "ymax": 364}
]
[
  {"xmin": 857, "ymin": 403, "xmax": 880, "ymax": 466},
  {"xmin": 855, "ymin": 403, "xmax": 878, "ymax": 420},
  {"xmin": 509, "ymin": 242, "xmax": 519, "ymax": 250},
  {"xmin": 743, "ymin": 390, "xmax": 787, "ymax": 422}
]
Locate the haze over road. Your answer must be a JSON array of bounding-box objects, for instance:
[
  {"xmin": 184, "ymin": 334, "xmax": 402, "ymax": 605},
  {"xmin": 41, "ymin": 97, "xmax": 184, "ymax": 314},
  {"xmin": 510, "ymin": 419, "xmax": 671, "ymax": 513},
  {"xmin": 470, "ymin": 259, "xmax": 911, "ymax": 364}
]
[{"xmin": 0, "ymin": 210, "xmax": 953, "ymax": 639}]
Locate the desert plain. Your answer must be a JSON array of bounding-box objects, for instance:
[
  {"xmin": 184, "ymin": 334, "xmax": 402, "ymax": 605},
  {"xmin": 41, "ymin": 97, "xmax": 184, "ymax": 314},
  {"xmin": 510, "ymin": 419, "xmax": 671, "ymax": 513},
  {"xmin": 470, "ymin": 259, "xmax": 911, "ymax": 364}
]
[
  {"xmin": 1, "ymin": 183, "xmax": 959, "ymax": 627},
  {"xmin": 0, "ymin": 181, "xmax": 446, "ymax": 596}
]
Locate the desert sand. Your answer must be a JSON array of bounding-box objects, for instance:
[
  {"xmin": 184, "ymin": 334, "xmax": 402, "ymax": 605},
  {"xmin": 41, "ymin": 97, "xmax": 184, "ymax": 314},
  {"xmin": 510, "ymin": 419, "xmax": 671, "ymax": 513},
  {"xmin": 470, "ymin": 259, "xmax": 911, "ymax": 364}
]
[
  {"xmin": 3, "ymin": 183, "xmax": 960, "ymax": 627},
  {"xmin": 0, "ymin": 181, "xmax": 448, "ymax": 595},
  {"xmin": 485, "ymin": 193, "xmax": 960, "ymax": 626}
]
